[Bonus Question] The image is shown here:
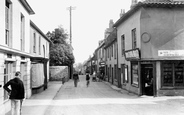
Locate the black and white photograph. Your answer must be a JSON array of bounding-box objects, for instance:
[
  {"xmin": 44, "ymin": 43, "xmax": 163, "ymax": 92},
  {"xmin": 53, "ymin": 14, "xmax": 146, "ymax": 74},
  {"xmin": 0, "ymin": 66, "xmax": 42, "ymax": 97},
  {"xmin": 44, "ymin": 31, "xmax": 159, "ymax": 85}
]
[{"xmin": 1, "ymin": 0, "xmax": 184, "ymax": 115}]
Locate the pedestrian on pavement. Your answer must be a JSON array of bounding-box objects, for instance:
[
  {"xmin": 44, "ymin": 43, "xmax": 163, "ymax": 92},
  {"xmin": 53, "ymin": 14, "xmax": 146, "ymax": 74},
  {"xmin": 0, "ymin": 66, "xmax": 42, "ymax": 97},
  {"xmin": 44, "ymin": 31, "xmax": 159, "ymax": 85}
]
[
  {"xmin": 86, "ymin": 73, "xmax": 90, "ymax": 87},
  {"xmin": 3, "ymin": 71, "xmax": 25, "ymax": 115},
  {"xmin": 73, "ymin": 72, "xmax": 79, "ymax": 87}
]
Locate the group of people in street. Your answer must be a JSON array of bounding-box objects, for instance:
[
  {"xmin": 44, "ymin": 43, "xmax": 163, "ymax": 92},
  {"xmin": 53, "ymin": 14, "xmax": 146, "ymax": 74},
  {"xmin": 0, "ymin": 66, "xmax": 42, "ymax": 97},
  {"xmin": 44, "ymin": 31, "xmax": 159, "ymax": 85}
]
[
  {"xmin": 3, "ymin": 70, "xmax": 104, "ymax": 115},
  {"xmin": 73, "ymin": 71, "xmax": 105, "ymax": 88},
  {"xmin": 73, "ymin": 71, "xmax": 91, "ymax": 87}
]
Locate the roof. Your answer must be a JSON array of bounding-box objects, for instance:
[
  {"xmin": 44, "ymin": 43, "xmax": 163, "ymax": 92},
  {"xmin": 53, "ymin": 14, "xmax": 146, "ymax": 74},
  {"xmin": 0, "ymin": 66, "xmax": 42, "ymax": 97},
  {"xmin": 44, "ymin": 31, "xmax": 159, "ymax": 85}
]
[
  {"xmin": 95, "ymin": 40, "xmax": 105, "ymax": 52},
  {"xmin": 104, "ymin": 29, "xmax": 117, "ymax": 49},
  {"xmin": 30, "ymin": 20, "xmax": 52, "ymax": 43},
  {"xmin": 114, "ymin": 0, "xmax": 184, "ymax": 27},
  {"xmin": 19, "ymin": 0, "xmax": 35, "ymax": 15}
]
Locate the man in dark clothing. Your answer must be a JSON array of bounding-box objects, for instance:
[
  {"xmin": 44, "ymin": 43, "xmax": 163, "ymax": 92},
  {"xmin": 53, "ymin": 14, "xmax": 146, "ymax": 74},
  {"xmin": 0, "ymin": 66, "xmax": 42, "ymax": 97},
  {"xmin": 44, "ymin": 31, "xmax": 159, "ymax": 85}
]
[
  {"xmin": 4, "ymin": 71, "xmax": 25, "ymax": 115},
  {"xmin": 73, "ymin": 73, "xmax": 79, "ymax": 87},
  {"xmin": 86, "ymin": 73, "xmax": 90, "ymax": 87}
]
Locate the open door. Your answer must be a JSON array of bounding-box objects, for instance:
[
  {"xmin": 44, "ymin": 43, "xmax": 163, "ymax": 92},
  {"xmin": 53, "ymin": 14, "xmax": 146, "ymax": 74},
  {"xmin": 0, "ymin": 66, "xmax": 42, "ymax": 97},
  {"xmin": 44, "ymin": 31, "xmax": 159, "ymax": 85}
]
[{"xmin": 141, "ymin": 64, "xmax": 154, "ymax": 96}]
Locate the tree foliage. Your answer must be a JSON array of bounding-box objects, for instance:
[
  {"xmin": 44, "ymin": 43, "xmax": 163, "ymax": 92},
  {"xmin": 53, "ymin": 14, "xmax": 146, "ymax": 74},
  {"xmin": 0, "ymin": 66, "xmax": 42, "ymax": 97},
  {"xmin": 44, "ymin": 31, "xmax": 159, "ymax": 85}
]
[{"xmin": 46, "ymin": 26, "xmax": 75, "ymax": 66}]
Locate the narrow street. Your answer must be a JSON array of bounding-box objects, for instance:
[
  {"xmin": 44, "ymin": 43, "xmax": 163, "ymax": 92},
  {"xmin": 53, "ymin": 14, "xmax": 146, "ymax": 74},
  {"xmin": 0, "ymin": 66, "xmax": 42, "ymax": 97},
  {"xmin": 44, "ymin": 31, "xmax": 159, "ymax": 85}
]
[{"xmin": 16, "ymin": 75, "xmax": 184, "ymax": 115}]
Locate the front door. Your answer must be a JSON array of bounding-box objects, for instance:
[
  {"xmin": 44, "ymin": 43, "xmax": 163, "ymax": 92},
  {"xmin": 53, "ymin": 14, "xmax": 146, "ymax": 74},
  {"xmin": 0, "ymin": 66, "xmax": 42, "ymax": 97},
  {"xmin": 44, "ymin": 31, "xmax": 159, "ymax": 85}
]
[{"xmin": 141, "ymin": 64, "xmax": 154, "ymax": 96}]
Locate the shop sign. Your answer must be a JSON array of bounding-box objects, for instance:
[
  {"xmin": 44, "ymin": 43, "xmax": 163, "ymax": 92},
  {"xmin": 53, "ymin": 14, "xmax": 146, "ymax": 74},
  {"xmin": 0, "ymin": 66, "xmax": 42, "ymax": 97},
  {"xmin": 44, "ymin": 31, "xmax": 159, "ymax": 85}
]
[
  {"xmin": 99, "ymin": 61, "xmax": 105, "ymax": 66},
  {"xmin": 125, "ymin": 48, "xmax": 140, "ymax": 60},
  {"xmin": 158, "ymin": 50, "xmax": 184, "ymax": 57}
]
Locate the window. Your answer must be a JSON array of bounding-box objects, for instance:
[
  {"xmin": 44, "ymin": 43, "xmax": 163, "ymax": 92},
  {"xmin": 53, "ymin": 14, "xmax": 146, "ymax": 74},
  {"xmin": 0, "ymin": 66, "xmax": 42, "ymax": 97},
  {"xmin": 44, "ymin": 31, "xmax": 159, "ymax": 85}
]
[
  {"xmin": 20, "ymin": 13, "xmax": 25, "ymax": 51},
  {"xmin": 33, "ymin": 32, "xmax": 36, "ymax": 53},
  {"xmin": 39, "ymin": 36, "xmax": 41, "ymax": 54},
  {"xmin": 112, "ymin": 45, "xmax": 113, "ymax": 58},
  {"xmin": 108, "ymin": 48, "xmax": 109, "ymax": 59},
  {"xmin": 162, "ymin": 61, "xmax": 184, "ymax": 87},
  {"xmin": 121, "ymin": 64, "xmax": 128, "ymax": 84},
  {"xmin": 121, "ymin": 35, "xmax": 125, "ymax": 56},
  {"xmin": 132, "ymin": 28, "xmax": 137, "ymax": 49},
  {"xmin": 102, "ymin": 48, "xmax": 104, "ymax": 58},
  {"xmin": 105, "ymin": 49, "xmax": 107, "ymax": 61},
  {"xmin": 4, "ymin": 61, "xmax": 13, "ymax": 100},
  {"xmin": 131, "ymin": 62, "xmax": 139, "ymax": 86},
  {"xmin": 5, "ymin": 0, "xmax": 12, "ymax": 46},
  {"xmin": 114, "ymin": 42, "xmax": 117, "ymax": 59},
  {"xmin": 114, "ymin": 64, "xmax": 117, "ymax": 80},
  {"xmin": 46, "ymin": 42, "xmax": 48, "ymax": 57}
]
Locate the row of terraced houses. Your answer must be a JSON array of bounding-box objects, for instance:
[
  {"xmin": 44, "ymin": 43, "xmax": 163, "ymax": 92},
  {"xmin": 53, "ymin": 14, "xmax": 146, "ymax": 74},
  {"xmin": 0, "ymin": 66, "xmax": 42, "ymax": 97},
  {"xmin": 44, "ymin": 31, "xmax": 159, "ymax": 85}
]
[
  {"xmin": 0, "ymin": 0, "xmax": 51, "ymax": 114},
  {"xmin": 84, "ymin": 0, "xmax": 184, "ymax": 97}
]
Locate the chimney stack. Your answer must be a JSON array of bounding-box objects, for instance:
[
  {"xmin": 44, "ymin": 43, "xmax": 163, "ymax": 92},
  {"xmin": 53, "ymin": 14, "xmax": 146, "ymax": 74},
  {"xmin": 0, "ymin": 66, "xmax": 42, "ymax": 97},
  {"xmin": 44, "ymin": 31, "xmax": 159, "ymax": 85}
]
[
  {"xmin": 131, "ymin": 0, "xmax": 138, "ymax": 9},
  {"xmin": 120, "ymin": 9, "xmax": 125, "ymax": 17},
  {"xmin": 109, "ymin": 19, "xmax": 114, "ymax": 28}
]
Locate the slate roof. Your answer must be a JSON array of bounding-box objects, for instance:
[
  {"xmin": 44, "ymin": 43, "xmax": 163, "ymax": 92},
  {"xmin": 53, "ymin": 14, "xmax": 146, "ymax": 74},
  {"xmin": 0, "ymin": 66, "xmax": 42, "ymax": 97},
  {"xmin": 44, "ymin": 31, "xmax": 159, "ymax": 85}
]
[
  {"xmin": 104, "ymin": 29, "xmax": 117, "ymax": 49},
  {"xmin": 114, "ymin": 0, "xmax": 184, "ymax": 27}
]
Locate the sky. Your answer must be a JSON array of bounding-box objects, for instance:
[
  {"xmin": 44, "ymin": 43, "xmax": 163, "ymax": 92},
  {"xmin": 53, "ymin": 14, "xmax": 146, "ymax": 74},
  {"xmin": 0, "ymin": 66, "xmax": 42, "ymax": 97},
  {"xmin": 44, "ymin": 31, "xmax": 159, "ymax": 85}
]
[{"xmin": 27, "ymin": 0, "xmax": 133, "ymax": 64}]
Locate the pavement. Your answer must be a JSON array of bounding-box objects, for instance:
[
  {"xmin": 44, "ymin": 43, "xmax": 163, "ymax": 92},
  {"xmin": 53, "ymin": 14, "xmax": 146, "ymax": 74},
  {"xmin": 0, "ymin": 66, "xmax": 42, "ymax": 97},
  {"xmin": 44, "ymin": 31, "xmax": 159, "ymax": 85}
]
[
  {"xmin": 6, "ymin": 81, "xmax": 63, "ymax": 115},
  {"xmin": 5, "ymin": 78, "xmax": 184, "ymax": 115},
  {"xmin": 6, "ymin": 79, "xmax": 136, "ymax": 115}
]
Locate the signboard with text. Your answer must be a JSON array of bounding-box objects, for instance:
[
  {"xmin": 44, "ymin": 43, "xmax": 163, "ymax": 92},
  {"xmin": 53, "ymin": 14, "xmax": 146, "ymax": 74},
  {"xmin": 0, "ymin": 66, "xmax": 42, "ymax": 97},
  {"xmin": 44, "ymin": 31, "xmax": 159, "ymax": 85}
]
[
  {"xmin": 124, "ymin": 48, "xmax": 140, "ymax": 61},
  {"xmin": 158, "ymin": 50, "xmax": 184, "ymax": 57}
]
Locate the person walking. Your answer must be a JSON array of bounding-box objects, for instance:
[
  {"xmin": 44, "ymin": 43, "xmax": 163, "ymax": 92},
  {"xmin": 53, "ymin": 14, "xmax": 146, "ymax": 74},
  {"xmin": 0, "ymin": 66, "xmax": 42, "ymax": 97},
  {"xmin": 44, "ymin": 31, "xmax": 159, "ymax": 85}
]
[
  {"xmin": 3, "ymin": 71, "xmax": 25, "ymax": 115},
  {"xmin": 86, "ymin": 73, "xmax": 90, "ymax": 87},
  {"xmin": 73, "ymin": 72, "xmax": 79, "ymax": 87}
]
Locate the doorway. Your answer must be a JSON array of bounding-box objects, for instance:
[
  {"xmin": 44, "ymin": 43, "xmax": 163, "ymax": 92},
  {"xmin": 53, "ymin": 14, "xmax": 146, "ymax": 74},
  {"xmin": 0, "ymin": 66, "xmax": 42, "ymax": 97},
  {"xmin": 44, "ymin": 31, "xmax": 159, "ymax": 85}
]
[{"xmin": 141, "ymin": 64, "xmax": 154, "ymax": 96}]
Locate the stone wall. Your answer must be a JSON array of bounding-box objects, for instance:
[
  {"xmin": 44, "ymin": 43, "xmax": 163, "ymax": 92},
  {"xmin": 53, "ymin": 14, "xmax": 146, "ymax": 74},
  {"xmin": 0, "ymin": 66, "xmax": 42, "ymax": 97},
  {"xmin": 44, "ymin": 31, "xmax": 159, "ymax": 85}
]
[{"xmin": 49, "ymin": 66, "xmax": 69, "ymax": 81}]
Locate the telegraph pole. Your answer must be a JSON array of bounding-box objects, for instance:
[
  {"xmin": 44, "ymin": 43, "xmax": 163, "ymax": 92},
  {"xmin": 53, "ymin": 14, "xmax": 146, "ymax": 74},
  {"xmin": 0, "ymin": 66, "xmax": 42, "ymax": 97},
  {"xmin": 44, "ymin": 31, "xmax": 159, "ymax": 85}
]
[
  {"xmin": 67, "ymin": 6, "xmax": 75, "ymax": 79},
  {"xmin": 67, "ymin": 6, "xmax": 75, "ymax": 45}
]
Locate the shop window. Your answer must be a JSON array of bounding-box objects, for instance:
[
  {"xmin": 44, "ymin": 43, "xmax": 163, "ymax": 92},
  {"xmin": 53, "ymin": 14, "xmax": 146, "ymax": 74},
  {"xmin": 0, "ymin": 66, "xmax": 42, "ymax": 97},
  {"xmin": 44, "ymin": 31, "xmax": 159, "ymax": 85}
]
[
  {"xmin": 162, "ymin": 61, "xmax": 184, "ymax": 87},
  {"xmin": 4, "ymin": 61, "xmax": 14, "ymax": 100},
  {"xmin": 121, "ymin": 64, "xmax": 128, "ymax": 84},
  {"xmin": 131, "ymin": 62, "xmax": 139, "ymax": 86}
]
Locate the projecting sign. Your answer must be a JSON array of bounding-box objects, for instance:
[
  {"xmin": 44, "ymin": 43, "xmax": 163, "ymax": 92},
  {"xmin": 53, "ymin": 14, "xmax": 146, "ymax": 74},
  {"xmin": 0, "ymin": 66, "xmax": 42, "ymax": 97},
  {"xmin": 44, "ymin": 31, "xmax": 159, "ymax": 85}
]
[
  {"xmin": 158, "ymin": 50, "xmax": 184, "ymax": 56},
  {"xmin": 125, "ymin": 48, "xmax": 140, "ymax": 60}
]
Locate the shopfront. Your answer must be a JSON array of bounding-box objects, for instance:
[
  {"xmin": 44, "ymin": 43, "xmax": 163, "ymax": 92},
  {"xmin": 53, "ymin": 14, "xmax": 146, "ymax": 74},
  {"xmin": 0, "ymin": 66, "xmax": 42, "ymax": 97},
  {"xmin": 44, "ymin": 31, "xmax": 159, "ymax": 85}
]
[{"xmin": 157, "ymin": 60, "xmax": 184, "ymax": 96}]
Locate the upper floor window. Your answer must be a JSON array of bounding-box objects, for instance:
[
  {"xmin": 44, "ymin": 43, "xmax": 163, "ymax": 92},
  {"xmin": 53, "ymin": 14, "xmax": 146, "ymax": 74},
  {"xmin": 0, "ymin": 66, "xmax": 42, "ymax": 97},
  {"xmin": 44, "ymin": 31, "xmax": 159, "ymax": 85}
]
[
  {"xmin": 39, "ymin": 36, "xmax": 41, "ymax": 55},
  {"xmin": 114, "ymin": 42, "xmax": 117, "ymax": 59},
  {"xmin": 121, "ymin": 35, "xmax": 125, "ymax": 56},
  {"xmin": 20, "ymin": 13, "xmax": 25, "ymax": 51},
  {"xmin": 33, "ymin": 32, "xmax": 36, "ymax": 53},
  {"xmin": 102, "ymin": 48, "xmax": 104, "ymax": 58},
  {"xmin": 132, "ymin": 28, "xmax": 137, "ymax": 49},
  {"xmin": 112, "ymin": 45, "xmax": 113, "ymax": 58},
  {"xmin": 46, "ymin": 42, "xmax": 48, "ymax": 57},
  {"xmin": 5, "ymin": 0, "xmax": 12, "ymax": 46}
]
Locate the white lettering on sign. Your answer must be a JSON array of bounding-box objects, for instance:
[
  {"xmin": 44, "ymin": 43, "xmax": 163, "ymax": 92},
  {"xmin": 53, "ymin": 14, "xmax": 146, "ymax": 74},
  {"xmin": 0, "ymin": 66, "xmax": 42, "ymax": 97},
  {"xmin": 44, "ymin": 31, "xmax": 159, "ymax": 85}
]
[
  {"xmin": 158, "ymin": 50, "xmax": 184, "ymax": 56},
  {"xmin": 125, "ymin": 49, "xmax": 140, "ymax": 59}
]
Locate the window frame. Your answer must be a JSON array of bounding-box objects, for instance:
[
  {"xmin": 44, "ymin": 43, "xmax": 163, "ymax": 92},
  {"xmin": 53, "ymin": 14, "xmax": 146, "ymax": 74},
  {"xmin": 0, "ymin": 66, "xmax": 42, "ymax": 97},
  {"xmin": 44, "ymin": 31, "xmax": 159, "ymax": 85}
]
[
  {"xmin": 121, "ymin": 34, "xmax": 125, "ymax": 56},
  {"xmin": 161, "ymin": 61, "xmax": 184, "ymax": 88},
  {"xmin": 132, "ymin": 28, "xmax": 137, "ymax": 49},
  {"xmin": 39, "ymin": 35, "xmax": 41, "ymax": 55},
  {"xmin": 20, "ymin": 13, "xmax": 25, "ymax": 51},
  {"xmin": 4, "ymin": 61, "xmax": 14, "ymax": 100},
  {"xmin": 33, "ymin": 32, "xmax": 36, "ymax": 53},
  {"xmin": 5, "ymin": 0, "xmax": 12, "ymax": 47},
  {"xmin": 131, "ymin": 62, "xmax": 139, "ymax": 87}
]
